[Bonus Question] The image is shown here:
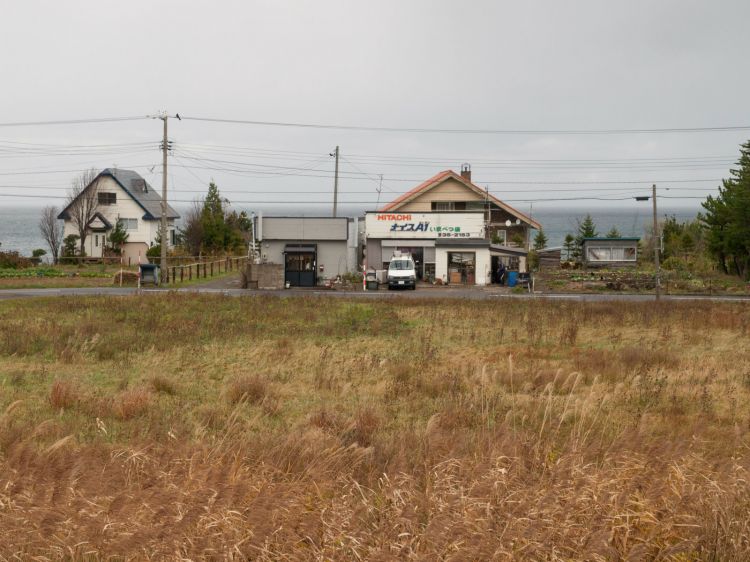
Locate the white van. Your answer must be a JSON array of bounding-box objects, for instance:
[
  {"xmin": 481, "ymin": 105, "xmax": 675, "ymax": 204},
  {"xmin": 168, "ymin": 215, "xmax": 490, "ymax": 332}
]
[{"xmin": 387, "ymin": 254, "xmax": 417, "ymax": 290}]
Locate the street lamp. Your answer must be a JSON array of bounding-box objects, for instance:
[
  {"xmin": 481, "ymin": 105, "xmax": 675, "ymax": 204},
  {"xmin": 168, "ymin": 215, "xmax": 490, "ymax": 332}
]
[{"xmin": 634, "ymin": 185, "xmax": 660, "ymax": 301}]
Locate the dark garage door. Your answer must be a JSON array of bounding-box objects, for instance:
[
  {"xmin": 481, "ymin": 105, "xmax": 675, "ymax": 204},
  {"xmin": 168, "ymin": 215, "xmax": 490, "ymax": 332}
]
[{"xmin": 284, "ymin": 246, "xmax": 316, "ymax": 287}]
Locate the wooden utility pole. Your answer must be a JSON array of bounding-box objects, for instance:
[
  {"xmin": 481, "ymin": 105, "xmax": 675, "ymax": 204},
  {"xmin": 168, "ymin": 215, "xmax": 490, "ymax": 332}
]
[
  {"xmin": 332, "ymin": 145, "xmax": 339, "ymax": 217},
  {"xmin": 652, "ymin": 184, "xmax": 660, "ymax": 301},
  {"xmin": 160, "ymin": 114, "xmax": 168, "ymax": 283}
]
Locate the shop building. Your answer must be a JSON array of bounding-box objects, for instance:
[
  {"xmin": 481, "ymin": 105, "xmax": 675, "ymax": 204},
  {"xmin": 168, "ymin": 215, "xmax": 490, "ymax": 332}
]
[
  {"xmin": 254, "ymin": 215, "xmax": 361, "ymax": 287},
  {"xmin": 365, "ymin": 211, "xmax": 493, "ymax": 284},
  {"xmin": 365, "ymin": 166, "xmax": 541, "ymax": 285}
]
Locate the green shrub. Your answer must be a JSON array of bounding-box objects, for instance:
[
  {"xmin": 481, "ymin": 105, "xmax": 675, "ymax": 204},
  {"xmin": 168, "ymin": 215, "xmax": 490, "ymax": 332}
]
[{"xmin": 0, "ymin": 251, "xmax": 33, "ymax": 269}]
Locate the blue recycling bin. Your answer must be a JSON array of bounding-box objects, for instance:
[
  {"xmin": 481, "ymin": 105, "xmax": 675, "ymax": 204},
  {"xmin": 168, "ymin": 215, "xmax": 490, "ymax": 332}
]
[{"xmin": 507, "ymin": 271, "xmax": 518, "ymax": 288}]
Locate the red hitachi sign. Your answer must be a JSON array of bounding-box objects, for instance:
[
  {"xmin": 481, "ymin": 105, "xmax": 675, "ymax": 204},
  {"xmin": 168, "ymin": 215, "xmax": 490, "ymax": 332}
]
[{"xmin": 376, "ymin": 214, "xmax": 412, "ymax": 221}]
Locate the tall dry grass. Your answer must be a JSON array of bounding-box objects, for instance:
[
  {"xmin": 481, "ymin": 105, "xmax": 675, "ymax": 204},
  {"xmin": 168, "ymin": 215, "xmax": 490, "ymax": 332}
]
[{"xmin": 0, "ymin": 294, "xmax": 749, "ymax": 559}]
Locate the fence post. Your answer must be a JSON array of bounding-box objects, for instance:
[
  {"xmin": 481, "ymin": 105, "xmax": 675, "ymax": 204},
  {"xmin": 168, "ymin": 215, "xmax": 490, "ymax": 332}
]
[
  {"xmin": 211, "ymin": 261, "xmax": 214, "ymax": 277},
  {"xmin": 180, "ymin": 266, "xmax": 184, "ymax": 282},
  {"xmin": 189, "ymin": 265, "xmax": 192, "ymax": 281}
]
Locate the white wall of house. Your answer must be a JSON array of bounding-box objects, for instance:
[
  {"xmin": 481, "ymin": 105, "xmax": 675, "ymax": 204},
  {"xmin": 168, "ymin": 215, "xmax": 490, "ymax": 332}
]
[{"xmin": 62, "ymin": 175, "xmax": 175, "ymax": 257}]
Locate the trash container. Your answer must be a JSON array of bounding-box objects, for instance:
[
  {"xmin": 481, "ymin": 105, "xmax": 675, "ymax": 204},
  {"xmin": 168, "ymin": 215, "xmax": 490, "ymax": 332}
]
[
  {"xmin": 365, "ymin": 272, "xmax": 378, "ymax": 291},
  {"xmin": 139, "ymin": 263, "xmax": 160, "ymax": 286},
  {"xmin": 507, "ymin": 271, "xmax": 518, "ymax": 288}
]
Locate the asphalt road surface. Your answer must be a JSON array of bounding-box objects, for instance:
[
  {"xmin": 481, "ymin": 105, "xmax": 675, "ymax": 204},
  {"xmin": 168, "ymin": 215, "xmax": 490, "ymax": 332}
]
[{"xmin": 0, "ymin": 286, "xmax": 748, "ymax": 303}]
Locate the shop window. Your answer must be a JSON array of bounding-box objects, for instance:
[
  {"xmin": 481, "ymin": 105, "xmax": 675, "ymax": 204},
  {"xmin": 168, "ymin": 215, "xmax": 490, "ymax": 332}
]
[
  {"xmin": 448, "ymin": 252, "xmax": 476, "ymax": 284},
  {"xmin": 285, "ymin": 253, "xmax": 315, "ymax": 272}
]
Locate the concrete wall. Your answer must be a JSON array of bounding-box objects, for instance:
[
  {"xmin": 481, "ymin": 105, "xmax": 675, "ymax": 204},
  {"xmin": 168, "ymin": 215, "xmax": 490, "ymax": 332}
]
[
  {"xmin": 366, "ymin": 238, "xmax": 382, "ymax": 270},
  {"xmin": 247, "ymin": 263, "xmax": 284, "ymax": 290}
]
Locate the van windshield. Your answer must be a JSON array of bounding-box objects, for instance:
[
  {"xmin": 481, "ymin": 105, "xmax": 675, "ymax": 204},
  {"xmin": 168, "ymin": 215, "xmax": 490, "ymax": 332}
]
[{"xmin": 389, "ymin": 259, "xmax": 413, "ymax": 271}]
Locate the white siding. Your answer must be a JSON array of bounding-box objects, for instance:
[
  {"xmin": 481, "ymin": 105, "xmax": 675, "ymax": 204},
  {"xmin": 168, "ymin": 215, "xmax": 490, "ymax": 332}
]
[{"xmin": 62, "ymin": 175, "xmax": 176, "ymax": 253}]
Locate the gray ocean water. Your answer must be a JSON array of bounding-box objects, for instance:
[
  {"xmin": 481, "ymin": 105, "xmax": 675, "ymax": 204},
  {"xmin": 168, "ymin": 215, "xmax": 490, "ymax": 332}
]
[{"xmin": 0, "ymin": 205, "xmax": 701, "ymax": 258}]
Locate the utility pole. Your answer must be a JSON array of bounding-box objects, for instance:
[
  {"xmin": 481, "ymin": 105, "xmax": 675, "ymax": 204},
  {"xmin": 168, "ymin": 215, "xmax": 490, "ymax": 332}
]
[
  {"xmin": 652, "ymin": 184, "xmax": 660, "ymax": 301},
  {"xmin": 160, "ymin": 114, "xmax": 168, "ymax": 284},
  {"xmin": 332, "ymin": 145, "xmax": 339, "ymax": 217}
]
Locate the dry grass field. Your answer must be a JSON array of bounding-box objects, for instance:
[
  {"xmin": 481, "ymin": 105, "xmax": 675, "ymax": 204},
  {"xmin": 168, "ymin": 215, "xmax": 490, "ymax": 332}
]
[{"xmin": 0, "ymin": 295, "xmax": 749, "ymax": 560}]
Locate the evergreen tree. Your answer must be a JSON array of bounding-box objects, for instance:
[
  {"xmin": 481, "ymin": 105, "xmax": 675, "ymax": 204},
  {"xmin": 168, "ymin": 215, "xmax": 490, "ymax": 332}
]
[
  {"xmin": 108, "ymin": 219, "xmax": 129, "ymax": 254},
  {"xmin": 574, "ymin": 214, "xmax": 598, "ymax": 260},
  {"xmin": 605, "ymin": 227, "xmax": 621, "ymax": 238},
  {"xmin": 563, "ymin": 234, "xmax": 576, "ymax": 261},
  {"xmin": 200, "ymin": 182, "xmax": 231, "ymax": 253},
  {"xmin": 700, "ymin": 140, "xmax": 750, "ymax": 278},
  {"xmin": 533, "ymin": 229, "xmax": 548, "ymax": 250}
]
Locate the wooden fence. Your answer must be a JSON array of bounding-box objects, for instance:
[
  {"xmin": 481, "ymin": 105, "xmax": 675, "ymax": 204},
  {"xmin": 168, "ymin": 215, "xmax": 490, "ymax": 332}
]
[{"xmin": 167, "ymin": 257, "xmax": 247, "ymax": 284}]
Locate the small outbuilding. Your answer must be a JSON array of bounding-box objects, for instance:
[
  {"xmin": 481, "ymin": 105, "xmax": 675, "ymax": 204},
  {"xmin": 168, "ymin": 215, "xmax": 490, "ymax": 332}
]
[
  {"xmin": 254, "ymin": 215, "xmax": 361, "ymax": 287},
  {"xmin": 582, "ymin": 237, "xmax": 639, "ymax": 268}
]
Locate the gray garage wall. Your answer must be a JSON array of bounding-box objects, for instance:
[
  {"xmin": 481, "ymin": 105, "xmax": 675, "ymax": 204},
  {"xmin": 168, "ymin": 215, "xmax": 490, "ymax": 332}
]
[
  {"xmin": 261, "ymin": 217, "xmax": 348, "ymax": 241},
  {"xmin": 261, "ymin": 240, "xmax": 351, "ymax": 281}
]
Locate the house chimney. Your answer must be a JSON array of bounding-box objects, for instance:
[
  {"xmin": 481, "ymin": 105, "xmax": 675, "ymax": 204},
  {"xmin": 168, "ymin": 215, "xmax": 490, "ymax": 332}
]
[{"xmin": 460, "ymin": 163, "xmax": 471, "ymax": 182}]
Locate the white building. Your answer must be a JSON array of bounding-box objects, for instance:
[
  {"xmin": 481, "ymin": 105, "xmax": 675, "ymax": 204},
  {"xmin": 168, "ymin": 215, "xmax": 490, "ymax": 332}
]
[
  {"xmin": 365, "ymin": 166, "xmax": 541, "ymax": 285},
  {"xmin": 58, "ymin": 168, "xmax": 179, "ymax": 263}
]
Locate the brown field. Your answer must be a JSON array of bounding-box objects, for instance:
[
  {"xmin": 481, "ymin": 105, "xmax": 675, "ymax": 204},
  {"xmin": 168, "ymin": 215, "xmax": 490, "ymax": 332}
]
[{"xmin": 0, "ymin": 295, "xmax": 749, "ymax": 560}]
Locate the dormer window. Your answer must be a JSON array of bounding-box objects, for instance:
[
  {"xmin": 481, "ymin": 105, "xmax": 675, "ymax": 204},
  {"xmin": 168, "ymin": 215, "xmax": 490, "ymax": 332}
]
[{"xmin": 98, "ymin": 192, "xmax": 116, "ymax": 205}]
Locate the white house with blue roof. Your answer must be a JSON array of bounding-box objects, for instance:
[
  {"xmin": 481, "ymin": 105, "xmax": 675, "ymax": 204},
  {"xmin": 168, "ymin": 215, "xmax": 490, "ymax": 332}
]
[{"xmin": 58, "ymin": 168, "xmax": 180, "ymax": 263}]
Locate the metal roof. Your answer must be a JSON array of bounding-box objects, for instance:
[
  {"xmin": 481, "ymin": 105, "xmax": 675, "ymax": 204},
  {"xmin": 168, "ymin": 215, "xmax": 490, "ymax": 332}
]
[
  {"xmin": 583, "ymin": 237, "xmax": 640, "ymax": 242},
  {"xmin": 58, "ymin": 168, "xmax": 180, "ymax": 221},
  {"xmin": 435, "ymin": 238, "xmax": 490, "ymax": 247}
]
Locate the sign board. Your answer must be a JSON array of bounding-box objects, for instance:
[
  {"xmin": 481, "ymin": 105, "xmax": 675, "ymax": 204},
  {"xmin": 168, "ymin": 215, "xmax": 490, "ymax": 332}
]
[{"xmin": 365, "ymin": 212, "xmax": 485, "ymax": 239}]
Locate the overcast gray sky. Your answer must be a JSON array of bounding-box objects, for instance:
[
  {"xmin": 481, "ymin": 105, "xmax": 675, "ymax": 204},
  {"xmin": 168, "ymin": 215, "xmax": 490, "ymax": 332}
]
[{"xmin": 1, "ymin": 0, "xmax": 749, "ymax": 217}]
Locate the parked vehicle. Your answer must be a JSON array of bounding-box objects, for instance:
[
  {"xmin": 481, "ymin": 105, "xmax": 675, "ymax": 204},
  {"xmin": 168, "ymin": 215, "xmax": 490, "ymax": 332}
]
[{"xmin": 387, "ymin": 254, "xmax": 416, "ymax": 290}]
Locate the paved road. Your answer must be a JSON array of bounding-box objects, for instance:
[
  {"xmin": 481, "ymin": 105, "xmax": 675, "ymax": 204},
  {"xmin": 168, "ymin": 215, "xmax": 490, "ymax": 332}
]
[{"xmin": 0, "ymin": 286, "xmax": 748, "ymax": 303}]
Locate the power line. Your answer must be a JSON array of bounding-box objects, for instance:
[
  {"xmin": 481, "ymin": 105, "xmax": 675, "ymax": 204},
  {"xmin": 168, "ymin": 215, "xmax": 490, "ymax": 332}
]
[
  {"xmin": 0, "ymin": 116, "xmax": 151, "ymax": 127},
  {"xmin": 180, "ymin": 115, "xmax": 750, "ymax": 135},
  {"xmin": 0, "ymin": 192, "xmax": 711, "ymax": 203}
]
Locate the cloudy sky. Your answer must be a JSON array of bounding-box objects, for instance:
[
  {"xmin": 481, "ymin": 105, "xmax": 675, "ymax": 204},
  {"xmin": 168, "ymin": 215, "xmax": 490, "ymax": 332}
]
[{"xmin": 1, "ymin": 0, "xmax": 749, "ymax": 217}]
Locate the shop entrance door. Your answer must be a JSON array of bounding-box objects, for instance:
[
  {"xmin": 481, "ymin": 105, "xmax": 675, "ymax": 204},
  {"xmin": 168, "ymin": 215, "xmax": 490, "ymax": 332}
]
[
  {"xmin": 285, "ymin": 251, "xmax": 316, "ymax": 287},
  {"xmin": 448, "ymin": 252, "xmax": 476, "ymax": 285}
]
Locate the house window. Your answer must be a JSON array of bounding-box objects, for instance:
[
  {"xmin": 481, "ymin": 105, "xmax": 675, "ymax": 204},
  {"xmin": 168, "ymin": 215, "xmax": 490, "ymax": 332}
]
[
  {"xmin": 492, "ymin": 229, "xmax": 507, "ymax": 245},
  {"xmin": 431, "ymin": 201, "xmax": 467, "ymax": 211},
  {"xmin": 587, "ymin": 246, "xmax": 637, "ymax": 262},
  {"xmin": 95, "ymin": 235, "xmax": 99, "ymax": 247},
  {"xmin": 98, "ymin": 192, "xmax": 116, "ymax": 205},
  {"xmin": 170, "ymin": 229, "xmax": 176, "ymax": 246},
  {"xmin": 118, "ymin": 218, "xmax": 138, "ymax": 231}
]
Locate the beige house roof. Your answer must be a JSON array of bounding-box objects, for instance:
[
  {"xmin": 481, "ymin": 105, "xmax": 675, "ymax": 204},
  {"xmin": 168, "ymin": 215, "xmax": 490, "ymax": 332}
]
[{"xmin": 380, "ymin": 169, "xmax": 541, "ymax": 229}]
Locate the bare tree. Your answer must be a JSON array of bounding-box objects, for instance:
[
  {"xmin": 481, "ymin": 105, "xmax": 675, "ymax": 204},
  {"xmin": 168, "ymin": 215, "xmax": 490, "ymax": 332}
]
[
  {"xmin": 65, "ymin": 168, "xmax": 100, "ymax": 255},
  {"xmin": 38, "ymin": 206, "xmax": 63, "ymax": 264}
]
